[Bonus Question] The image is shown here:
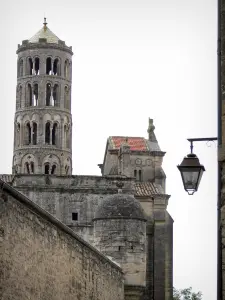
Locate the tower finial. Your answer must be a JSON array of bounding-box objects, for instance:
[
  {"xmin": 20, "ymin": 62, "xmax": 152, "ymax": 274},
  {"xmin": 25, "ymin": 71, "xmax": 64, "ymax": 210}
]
[{"xmin": 43, "ymin": 17, "xmax": 48, "ymax": 29}]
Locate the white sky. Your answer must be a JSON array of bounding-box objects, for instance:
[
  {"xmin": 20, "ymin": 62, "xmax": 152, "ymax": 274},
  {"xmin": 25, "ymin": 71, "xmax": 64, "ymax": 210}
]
[{"xmin": 0, "ymin": 0, "xmax": 217, "ymax": 299}]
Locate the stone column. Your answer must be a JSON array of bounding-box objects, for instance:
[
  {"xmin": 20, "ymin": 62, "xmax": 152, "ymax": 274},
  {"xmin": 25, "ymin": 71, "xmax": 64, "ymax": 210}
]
[
  {"xmin": 152, "ymin": 194, "xmax": 170, "ymax": 300},
  {"xmin": 142, "ymin": 221, "xmax": 154, "ymax": 300}
]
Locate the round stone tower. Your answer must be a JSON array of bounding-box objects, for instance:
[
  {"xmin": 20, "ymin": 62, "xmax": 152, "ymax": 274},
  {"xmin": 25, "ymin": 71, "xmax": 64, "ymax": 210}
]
[
  {"xmin": 12, "ymin": 19, "xmax": 73, "ymax": 176},
  {"xmin": 93, "ymin": 191, "xmax": 147, "ymax": 300}
]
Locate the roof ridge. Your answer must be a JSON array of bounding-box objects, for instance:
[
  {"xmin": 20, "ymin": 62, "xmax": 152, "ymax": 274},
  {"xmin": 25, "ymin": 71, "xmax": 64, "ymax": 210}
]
[{"xmin": 110, "ymin": 136, "xmax": 145, "ymax": 139}]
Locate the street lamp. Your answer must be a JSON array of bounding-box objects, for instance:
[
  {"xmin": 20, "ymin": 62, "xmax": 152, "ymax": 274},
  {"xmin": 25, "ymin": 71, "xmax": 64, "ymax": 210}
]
[
  {"xmin": 177, "ymin": 137, "xmax": 217, "ymax": 195},
  {"xmin": 177, "ymin": 136, "xmax": 220, "ymax": 300}
]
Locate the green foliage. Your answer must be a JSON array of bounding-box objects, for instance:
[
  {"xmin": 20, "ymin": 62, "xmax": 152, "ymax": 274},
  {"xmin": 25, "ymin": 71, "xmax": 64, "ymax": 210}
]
[{"xmin": 173, "ymin": 287, "xmax": 202, "ymax": 300}]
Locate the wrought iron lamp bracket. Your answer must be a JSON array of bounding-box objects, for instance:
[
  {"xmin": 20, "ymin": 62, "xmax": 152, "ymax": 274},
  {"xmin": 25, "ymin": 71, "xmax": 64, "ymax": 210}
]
[{"xmin": 187, "ymin": 137, "xmax": 218, "ymax": 154}]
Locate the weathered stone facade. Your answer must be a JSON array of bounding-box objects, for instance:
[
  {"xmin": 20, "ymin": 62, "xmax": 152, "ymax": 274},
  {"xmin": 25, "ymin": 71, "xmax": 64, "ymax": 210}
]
[
  {"xmin": 0, "ymin": 20, "xmax": 174, "ymax": 300},
  {"xmin": 0, "ymin": 184, "xmax": 124, "ymax": 300}
]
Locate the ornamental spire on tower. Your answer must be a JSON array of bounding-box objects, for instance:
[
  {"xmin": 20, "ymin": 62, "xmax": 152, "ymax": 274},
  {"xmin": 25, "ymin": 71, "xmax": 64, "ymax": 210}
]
[{"xmin": 43, "ymin": 17, "xmax": 48, "ymax": 30}]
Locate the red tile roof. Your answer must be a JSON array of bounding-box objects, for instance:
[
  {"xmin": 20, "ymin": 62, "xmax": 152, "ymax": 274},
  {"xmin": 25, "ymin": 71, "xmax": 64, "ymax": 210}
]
[{"xmin": 110, "ymin": 137, "xmax": 149, "ymax": 151}]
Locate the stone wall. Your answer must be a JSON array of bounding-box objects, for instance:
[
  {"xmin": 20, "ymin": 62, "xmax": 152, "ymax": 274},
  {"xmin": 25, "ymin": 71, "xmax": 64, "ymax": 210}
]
[
  {"xmin": 0, "ymin": 186, "xmax": 124, "ymax": 300},
  {"xmin": 10, "ymin": 174, "xmax": 135, "ymax": 244}
]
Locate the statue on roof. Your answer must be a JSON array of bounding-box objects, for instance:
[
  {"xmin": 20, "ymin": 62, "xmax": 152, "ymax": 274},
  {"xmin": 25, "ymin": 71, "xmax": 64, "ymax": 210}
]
[{"xmin": 147, "ymin": 118, "xmax": 157, "ymax": 142}]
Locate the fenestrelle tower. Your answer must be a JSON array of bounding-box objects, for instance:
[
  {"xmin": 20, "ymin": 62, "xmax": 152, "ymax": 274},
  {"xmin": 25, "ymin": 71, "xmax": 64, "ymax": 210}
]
[{"xmin": 13, "ymin": 19, "xmax": 73, "ymax": 175}]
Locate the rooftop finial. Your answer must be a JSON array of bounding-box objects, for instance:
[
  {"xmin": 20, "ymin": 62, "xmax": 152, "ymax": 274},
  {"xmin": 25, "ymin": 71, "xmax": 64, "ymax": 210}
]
[{"xmin": 43, "ymin": 17, "xmax": 48, "ymax": 29}]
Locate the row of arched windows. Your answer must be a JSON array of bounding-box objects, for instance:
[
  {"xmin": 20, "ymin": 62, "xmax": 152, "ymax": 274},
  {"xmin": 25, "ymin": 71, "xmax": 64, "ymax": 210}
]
[
  {"xmin": 24, "ymin": 161, "xmax": 57, "ymax": 174},
  {"xmin": 16, "ymin": 83, "xmax": 70, "ymax": 109},
  {"xmin": 18, "ymin": 57, "xmax": 71, "ymax": 79},
  {"xmin": 16, "ymin": 121, "xmax": 70, "ymax": 148}
]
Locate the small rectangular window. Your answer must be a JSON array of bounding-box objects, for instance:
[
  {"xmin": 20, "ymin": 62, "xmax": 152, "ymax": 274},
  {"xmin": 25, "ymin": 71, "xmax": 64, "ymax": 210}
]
[{"xmin": 72, "ymin": 212, "xmax": 78, "ymax": 221}]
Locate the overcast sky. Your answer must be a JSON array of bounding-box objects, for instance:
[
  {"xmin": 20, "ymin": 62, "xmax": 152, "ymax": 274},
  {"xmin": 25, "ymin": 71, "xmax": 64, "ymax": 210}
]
[{"xmin": 0, "ymin": 0, "xmax": 217, "ymax": 299}]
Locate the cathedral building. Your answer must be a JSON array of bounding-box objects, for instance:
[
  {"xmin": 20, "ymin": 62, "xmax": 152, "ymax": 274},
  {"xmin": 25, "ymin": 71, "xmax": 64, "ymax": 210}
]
[{"xmin": 0, "ymin": 19, "xmax": 173, "ymax": 300}]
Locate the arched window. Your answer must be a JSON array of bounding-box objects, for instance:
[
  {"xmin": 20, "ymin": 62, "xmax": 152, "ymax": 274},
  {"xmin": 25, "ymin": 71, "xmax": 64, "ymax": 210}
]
[
  {"xmin": 32, "ymin": 122, "xmax": 37, "ymax": 145},
  {"xmin": 51, "ymin": 164, "xmax": 56, "ymax": 174},
  {"xmin": 34, "ymin": 57, "xmax": 40, "ymax": 75},
  {"xmin": 26, "ymin": 84, "xmax": 32, "ymax": 106},
  {"xmin": 45, "ymin": 122, "xmax": 51, "ymax": 144},
  {"xmin": 46, "ymin": 57, "xmax": 52, "ymax": 75},
  {"xmin": 53, "ymin": 84, "xmax": 59, "ymax": 106},
  {"xmin": 33, "ymin": 84, "xmax": 38, "ymax": 106},
  {"xmin": 64, "ymin": 60, "xmax": 69, "ymax": 78},
  {"xmin": 45, "ymin": 163, "xmax": 50, "ymax": 174},
  {"xmin": 46, "ymin": 83, "xmax": 51, "ymax": 106},
  {"xmin": 52, "ymin": 123, "xmax": 58, "ymax": 146},
  {"xmin": 25, "ymin": 122, "xmax": 31, "ymax": 145},
  {"xmin": 53, "ymin": 58, "xmax": 60, "ymax": 75},
  {"xmin": 28, "ymin": 58, "xmax": 33, "ymax": 75}
]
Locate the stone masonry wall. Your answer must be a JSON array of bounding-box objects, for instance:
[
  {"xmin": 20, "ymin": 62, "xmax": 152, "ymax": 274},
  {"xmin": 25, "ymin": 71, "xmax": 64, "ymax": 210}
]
[
  {"xmin": 11, "ymin": 174, "xmax": 135, "ymax": 244},
  {"xmin": 0, "ymin": 190, "xmax": 124, "ymax": 300}
]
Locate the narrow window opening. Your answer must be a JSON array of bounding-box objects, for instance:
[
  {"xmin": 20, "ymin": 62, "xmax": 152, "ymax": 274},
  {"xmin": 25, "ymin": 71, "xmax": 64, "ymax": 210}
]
[
  {"xmin": 27, "ymin": 84, "xmax": 32, "ymax": 106},
  {"xmin": 118, "ymin": 246, "xmax": 121, "ymax": 251},
  {"xmin": 52, "ymin": 123, "xmax": 57, "ymax": 146},
  {"xmin": 72, "ymin": 212, "xmax": 78, "ymax": 221},
  {"xmin": 34, "ymin": 58, "xmax": 40, "ymax": 75},
  {"xmin": 138, "ymin": 170, "xmax": 142, "ymax": 182},
  {"xmin": 51, "ymin": 164, "xmax": 56, "ymax": 174},
  {"xmin": 131, "ymin": 245, "xmax": 134, "ymax": 250},
  {"xmin": 45, "ymin": 164, "xmax": 50, "ymax": 174},
  {"xmin": 32, "ymin": 122, "xmax": 37, "ymax": 145},
  {"xmin": 46, "ymin": 83, "xmax": 51, "ymax": 106},
  {"xmin": 45, "ymin": 122, "xmax": 51, "ymax": 144},
  {"xmin": 46, "ymin": 57, "xmax": 52, "ymax": 75},
  {"xmin": 28, "ymin": 58, "xmax": 33, "ymax": 75},
  {"xmin": 30, "ymin": 162, "xmax": 34, "ymax": 173},
  {"xmin": 134, "ymin": 170, "xmax": 137, "ymax": 180},
  {"xmin": 33, "ymin": 84, "xmax": 38, "ymax": 106},
  {"xmin": 53, "ymin": 58, "xmax": 59, "ymax": 75},
  {"xmin": 25, "ymin": 162, "xmax": 30, "ymax": 174},
  {"xmin": 53, "ymin": 84, "xmax": 59, "ymax": 106},
  {"xmin": 25, "ymin": 123, "xmax": 31, "ymax": 145}
]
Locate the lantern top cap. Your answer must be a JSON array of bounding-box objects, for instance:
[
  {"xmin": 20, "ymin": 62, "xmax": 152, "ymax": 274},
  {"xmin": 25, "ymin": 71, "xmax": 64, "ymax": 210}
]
[{"xmin": 178, "ymin": 153, "xmax": 205, "ymax": 170}]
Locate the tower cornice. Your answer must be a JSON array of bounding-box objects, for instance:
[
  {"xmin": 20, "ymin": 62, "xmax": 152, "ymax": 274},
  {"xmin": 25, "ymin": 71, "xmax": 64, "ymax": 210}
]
[{"xmin": 17, "ymin": 42, "xmax": 73, "ymax": 55}]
